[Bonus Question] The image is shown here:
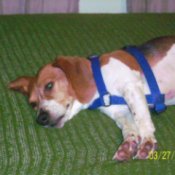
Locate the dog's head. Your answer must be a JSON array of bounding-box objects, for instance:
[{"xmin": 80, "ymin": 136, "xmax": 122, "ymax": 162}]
[{"xmin": 9, "ymin": 57, "xmax": 96, "ymax": 128}]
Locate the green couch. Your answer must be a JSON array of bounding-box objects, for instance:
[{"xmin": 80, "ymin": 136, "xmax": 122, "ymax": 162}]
[{"xmin": 0, "ymin": 14, "xmax": 175, "ymax": 175}]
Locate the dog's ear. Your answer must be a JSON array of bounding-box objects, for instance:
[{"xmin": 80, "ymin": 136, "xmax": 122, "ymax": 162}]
[
  {"xmin": 52, "ymin": 56, "xmax": 96, "ymax": 103},
  {"xmin": 9, "ymin": 76, "xmax": 35, "ymax": 96}
]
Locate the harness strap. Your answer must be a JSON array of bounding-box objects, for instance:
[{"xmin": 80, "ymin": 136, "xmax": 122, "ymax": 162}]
[
  {"xmin": 88, "ymin": 47, "xmax": 166, "ymax": 113},
  {"xmin": 124, "ymin": 46, "xmax": 166, "ymax": 112},
  {"xmin": 89, "ymin": 55, "xmax": 110, "ymax": 107}
]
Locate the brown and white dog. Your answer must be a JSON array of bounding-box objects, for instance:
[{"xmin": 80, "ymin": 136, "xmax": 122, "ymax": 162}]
[{"xmin": 9, "ymin": 36, "xmax": 175, "ymax": 161}]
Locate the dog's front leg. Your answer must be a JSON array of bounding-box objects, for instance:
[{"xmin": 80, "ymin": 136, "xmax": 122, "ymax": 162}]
[
  {"xmin": 112, "ymin": 110, "xmax": 141, "ymax": 161},
  {"xmin": 122, "ymin": 82, "xmax": 157, "ymax": 159}
]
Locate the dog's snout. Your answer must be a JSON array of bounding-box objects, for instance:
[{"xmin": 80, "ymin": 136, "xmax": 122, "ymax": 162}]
[{"xmin": 37, "ymin": 110, "xmax": 50, "ymax": 126}]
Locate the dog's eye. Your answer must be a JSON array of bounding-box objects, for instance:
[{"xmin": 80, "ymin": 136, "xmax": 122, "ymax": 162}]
[{"xmin": 45, "ymin": 82, "xmax": 54, "ymax": 91}]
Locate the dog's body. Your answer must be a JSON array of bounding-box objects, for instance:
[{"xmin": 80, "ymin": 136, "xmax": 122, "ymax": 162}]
[{"xmin": 9, "ymin": 36, "xmax": 175, "ymax": 161}]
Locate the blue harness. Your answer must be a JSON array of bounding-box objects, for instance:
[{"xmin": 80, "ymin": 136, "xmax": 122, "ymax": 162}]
[{"xmin": 88, "ymin": 46, "xmax": 166, "ymax": 113}]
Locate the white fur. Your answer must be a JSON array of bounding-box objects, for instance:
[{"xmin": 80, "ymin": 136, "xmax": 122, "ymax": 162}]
[
  {"xmin": 66, "ymin": 100, "xmax": 87, "ymax": 121},
  {"xmin": 83, "ymin": 44, "xmax": 175, "ymax": 141},
  {"xmin": 41, "ymin": 100, "xmax": 66, "ymax": 119},
  {"xmin": 90, "ymin": 44, "xmax": 175, "ymax": 141},
  {"xmin": 47, "ymin": 45, "xmax": 175, "ymax": 142},
  {"xmin": 165, "ymin": 97, "xmax": 175, "ymax": 105},
  {"xmin": 41, "ymin": 99, "xmax": 87, "ymax": 127},
  {"xmin": 152, "ymin": 44, "xmax": 175, "ymax": 105},
  {"xmin": 96, "ymin": 58, "xmax": 155, "ymax": 141}
]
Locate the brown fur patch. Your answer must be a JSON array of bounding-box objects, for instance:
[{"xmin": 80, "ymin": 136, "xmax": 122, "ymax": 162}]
[
  {"xmin": 9, "ymin": 76, "xmax": 36, "ymax": 96},
  {"xmin": 100, "ymin": 50, "xmax": 141, "ymax": 71},
  {"xmin": 53, "ymin": 56, "xmax": 96, "ymax": 103}
]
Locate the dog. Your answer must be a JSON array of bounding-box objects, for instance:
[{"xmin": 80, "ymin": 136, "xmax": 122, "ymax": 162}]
[{"xmin": 9, "ymin": 36, "xmax": 175, "ymax": 161}]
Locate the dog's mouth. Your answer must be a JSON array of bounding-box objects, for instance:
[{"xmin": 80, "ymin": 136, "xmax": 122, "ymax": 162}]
[
  {"xmin": 49, "ymin": 104, "xmax": 71, "ymax": 128},
  {"xmin": 50, "ymin": 115, "xmax": 65, "ymax": 128}
]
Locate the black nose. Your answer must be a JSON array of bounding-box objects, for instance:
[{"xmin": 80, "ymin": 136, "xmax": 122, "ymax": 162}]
[{"xmin": 36, "ymin": 110, "xmax": 50, "ymax": 126}]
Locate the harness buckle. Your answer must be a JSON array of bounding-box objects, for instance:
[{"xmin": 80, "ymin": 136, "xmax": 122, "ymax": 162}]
[{"xmin": 102, "ymin": 93, "xmax": 111, "ymax": 107}]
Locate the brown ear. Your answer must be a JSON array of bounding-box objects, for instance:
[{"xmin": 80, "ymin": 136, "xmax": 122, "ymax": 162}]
[
  {"xmin": 53, "ymin": 56, "xmax": 96, "ymax": 103},
  {"xmin": 9, "ymin": 76, "xmax": 35, "ymax": 96}
]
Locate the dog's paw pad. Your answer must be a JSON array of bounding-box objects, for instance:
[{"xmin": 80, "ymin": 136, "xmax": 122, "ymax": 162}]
[
  {"xmin": 113, "ymin": 140, "xmax": 138, "ymax": 161},
  {"xmin": 135, "ymin": 140, "xmax": 157, "ymax": 159}
]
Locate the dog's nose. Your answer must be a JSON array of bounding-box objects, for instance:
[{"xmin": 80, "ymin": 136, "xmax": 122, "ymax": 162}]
[{"xmin": 36, "ymin": 110, "xmax": 50, "ymax": 126}]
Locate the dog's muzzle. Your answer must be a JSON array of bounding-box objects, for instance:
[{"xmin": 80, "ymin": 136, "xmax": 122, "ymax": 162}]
[{"xmin": 36, "ymin": 110, "xmax": 50, "ymax": 126}]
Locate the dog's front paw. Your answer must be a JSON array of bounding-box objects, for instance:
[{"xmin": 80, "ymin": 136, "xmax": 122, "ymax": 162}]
[
  {"xmin": 135, "ymin": 139, "xmax": 158, "ymax": 159},
  {"xmin": 113, "ymin": 135, "xmax": 140, "ymax": 161}
]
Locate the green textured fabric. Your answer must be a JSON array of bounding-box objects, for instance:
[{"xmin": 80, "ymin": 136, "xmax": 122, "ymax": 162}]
[{"xmin": 0, "ymin": 14, "xmax": 175, "ymax": 175}]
